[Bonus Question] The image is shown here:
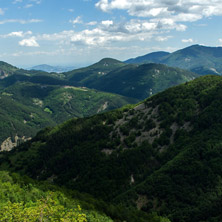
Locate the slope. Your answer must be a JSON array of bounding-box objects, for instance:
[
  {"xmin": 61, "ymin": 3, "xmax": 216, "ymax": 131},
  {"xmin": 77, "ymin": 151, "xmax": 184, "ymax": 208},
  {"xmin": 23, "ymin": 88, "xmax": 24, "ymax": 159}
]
[
  {"xmin": 0, "ymin": 61, "xmax": 19, "ymax": 79},
  {"xmin": 0, "ymin": 171, "xmax": 169, "ymax": 222},
  {"xmin": 1, "ymin": 75, "xmax": 222, "ymax": 221},
  {"xmin": 125, "ymin": 44, "xmax": 222, "ymax": 75},
  {"xmin": 65, "ymin": 58, "xmax": 126, "ymax": 85},
  {"xmin": 0, "ymin": 81, "xmax": 137, "ymax": 149},
  {"xmin": 86, "ymin": 63, "xmax": 197, "ymax": 100},
  {"xmin": 125, "ymin": 51, "xmax": 170, "ymax": 64}
]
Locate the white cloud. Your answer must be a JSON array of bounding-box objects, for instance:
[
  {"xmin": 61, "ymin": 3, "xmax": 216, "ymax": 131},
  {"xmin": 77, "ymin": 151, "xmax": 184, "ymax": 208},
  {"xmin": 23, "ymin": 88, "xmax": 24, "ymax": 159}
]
[
  {"xmin": 0, "ymin": 31, "xmax": 32, "ymax": 38},
  {"xmin": 69, "ymin": 16, "xmax": 82, "ymax": 25},
  {"xmin": 155, "ymin": 36, "xmax": 172, "ymax": 42},
  {"xmin": 101, "ymin": 20, "xmax": 113, "ymax": 26},
  {"xmin": 0, "ymin": 19, "xmax": 42, "ymax": 25},
  {"xmin": 87, "ymin": 21, "xmax": 97, "ymax": 26},
  {"xmin": 0, "ymin": 8, "xmax": 4, "ymax": 15},
  {"xmin": 96, "ymin": 0, "xmax": 222, "ymax": 18},
  {"xmin": 95, "ymin": 0, "xmax": 222, "ymax": 28},
  {"xmin": 19, "ymin": 37, "xmax": 39, "ymax": 47},
  {"xmin": 182, "ymin": 38, "xmax": 193, "ymax": 43}
]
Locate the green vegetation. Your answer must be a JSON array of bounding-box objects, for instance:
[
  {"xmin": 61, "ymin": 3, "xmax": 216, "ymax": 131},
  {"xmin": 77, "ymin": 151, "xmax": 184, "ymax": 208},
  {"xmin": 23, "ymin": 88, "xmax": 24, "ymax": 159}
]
[
  {"xmin": 1, "ymin": 75, "xmax": 222, "ymax": 221},
  {"xmin": 86, "ymin": 63, "xmax": 197, "ymax": 99},
  {"xmin": 0, "ymin": 171, "xmax": 168, "ymax": 222},
  {"xmin": 0, "ymin": 80, "xmax": 137, "ymax": 145},
  {"xmin": 125, "ymin": 44, "xmax": 222, "ymax": 75},
  {"xmin": 65, "ymin": 58, "xmax": 126, "ymax": 85}
]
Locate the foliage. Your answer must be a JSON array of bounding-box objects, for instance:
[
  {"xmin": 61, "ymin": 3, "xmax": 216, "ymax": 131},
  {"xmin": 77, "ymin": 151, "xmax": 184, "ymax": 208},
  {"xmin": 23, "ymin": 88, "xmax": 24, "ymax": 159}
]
[
  {"xmin": 125, "ymin": 44, "xmax": 222, "ymax": 75},
  {"xmin": 86, "ymin": 63, "xmax": 197, "ymax": 99}
]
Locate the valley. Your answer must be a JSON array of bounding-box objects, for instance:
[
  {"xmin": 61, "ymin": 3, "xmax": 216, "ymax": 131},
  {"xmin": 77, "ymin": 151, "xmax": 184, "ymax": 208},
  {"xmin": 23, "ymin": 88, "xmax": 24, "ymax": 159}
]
[{"xmin": 0, "ymin": 44, "xmax": 222, "ymax": 222}]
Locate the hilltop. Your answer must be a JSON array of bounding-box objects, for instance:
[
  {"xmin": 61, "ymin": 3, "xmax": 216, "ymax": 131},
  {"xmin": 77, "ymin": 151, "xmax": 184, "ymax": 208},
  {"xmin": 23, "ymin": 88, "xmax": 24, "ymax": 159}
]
[{"xmin": 65, "ymin": 58, "xmax": 126, "ymax": 85}]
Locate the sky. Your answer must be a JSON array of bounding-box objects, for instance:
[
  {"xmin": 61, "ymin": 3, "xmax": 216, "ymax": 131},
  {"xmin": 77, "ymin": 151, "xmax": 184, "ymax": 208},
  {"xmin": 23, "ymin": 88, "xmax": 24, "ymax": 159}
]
[{"xmin": 1, "ymin": 0, "xmax": 222, "ymax": 68}]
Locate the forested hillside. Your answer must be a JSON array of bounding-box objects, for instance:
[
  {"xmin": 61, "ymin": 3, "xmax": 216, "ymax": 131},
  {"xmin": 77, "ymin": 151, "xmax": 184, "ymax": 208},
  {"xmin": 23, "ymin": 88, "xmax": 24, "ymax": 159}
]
[
  {"xmin": 1, "ymin": 75, "xmax": 222, "ymax": 221},
  {"xmin": 0, "ymin": 80, "xmax": 136, "ymax": 149},
  {"xmin": 85, "ymin": 63, "xmax": 197, "ymax": 99},
  {"xmin": 0, "ymin": 171, "xmax": 169, "ymax": 222},
  {"xmin": 125, "ymin": 45, "xmax": 222, "ymax": 75}
]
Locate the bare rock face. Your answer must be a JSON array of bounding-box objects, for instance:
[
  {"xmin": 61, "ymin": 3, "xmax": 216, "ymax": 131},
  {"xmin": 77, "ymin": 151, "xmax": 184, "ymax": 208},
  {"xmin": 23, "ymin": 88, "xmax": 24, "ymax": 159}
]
[
  {"xmin": 0, "ymin": 136, "xmax": 31, "ymax": 152},
  {"xmin": 0, "ymin": 70, "xmax": 9, "ymax": 79}
]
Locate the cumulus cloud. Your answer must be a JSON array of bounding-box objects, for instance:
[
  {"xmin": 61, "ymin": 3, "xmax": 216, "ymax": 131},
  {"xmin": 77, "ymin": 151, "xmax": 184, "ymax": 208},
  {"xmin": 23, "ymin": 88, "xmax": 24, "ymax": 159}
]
[
  {"xmin": 19, "ymin": 37, "xmax": 39, "ymax": 47},
  {"xmin": 101, "ymin": 20, "xmax": 113, "ymax": 26},
  {"xmin": 95, "ymin": 0, "xmax": 222, "ymax": 33},
  {"xmin": 96, "ymin": 0, "xmax": 222, "ymax": 20},
  {"xmin": 182, "ymin": 38, "xmax": 193, "ymax": 43},
  {"xmin": 34, "ymin": 17, "xmax": 181, "ymax": 47}
]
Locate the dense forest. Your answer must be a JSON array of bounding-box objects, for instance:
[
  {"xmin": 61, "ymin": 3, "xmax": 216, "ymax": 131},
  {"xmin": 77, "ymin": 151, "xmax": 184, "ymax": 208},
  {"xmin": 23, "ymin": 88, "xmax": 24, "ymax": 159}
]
[{"xmin": 1, "ymin": 75, "xmax": 222, "ymax": 221}]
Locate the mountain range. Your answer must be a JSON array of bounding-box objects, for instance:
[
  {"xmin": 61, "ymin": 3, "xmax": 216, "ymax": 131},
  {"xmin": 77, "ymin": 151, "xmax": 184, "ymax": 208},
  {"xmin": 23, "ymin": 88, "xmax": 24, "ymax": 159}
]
[
  {"xmin": 0, "ymin": 58, "xmax": 197, "ymax": 149},
  {"xmin": 125, "ymin": 44, "xmax": 222, "ymax": 75},
  {"xmin": 1, "ymin": 75, "xmax": 222, "ymax": 222},
  {"xmin": 1, "ymin": 44, "xmax": 222, "ymax": 221}
]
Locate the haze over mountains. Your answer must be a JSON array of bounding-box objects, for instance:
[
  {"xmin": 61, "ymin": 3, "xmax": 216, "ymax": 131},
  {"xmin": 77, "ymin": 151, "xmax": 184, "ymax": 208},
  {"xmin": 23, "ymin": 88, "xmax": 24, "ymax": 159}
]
[
  {"xmin": 126, "ymin": 44, "xmax": 222, "ymax": 75},
  {"xmin": 30, "ymin": 64, "xmax": 76, "ymax": 73}
]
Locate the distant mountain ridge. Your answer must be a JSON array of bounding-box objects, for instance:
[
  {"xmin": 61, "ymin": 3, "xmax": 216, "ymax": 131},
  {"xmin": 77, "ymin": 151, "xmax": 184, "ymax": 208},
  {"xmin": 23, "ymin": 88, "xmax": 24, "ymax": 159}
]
[
  {"xmin": 125, "ymin": 44, "xmax": 222, "ymax": 75},
  {"xmin": 30, "ymin": 64, "xmax": 76, "ymax": 73}
]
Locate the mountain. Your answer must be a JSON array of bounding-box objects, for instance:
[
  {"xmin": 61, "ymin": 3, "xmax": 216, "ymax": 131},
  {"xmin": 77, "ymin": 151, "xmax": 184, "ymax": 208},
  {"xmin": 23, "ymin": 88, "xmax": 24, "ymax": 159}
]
[
  {"xmin": 86, "ymin": 63, "xmax": 197, "ymax": 100},
  {"xmin": 125, "ymin": 45, "xmax": 222, "ymax": 75},
  {"xmin": 65, "ymin": 58, "xmax": 126, "ymax": 85},
  {"xmin": 125, "ymin": 51, "xmax": 170, "ymax": 64},
  {"xmin": 0, "ymin": 79, "xmax": 137, "ymax": 150},
  {"xmin": 30, "ymin": 64, "xmax": 76, "ymax": 73},
  {"xmin": 0, "ymin": 61, "xmax": 19, "ymax": 79},
  {"xmin": 1, "ymin": 75, "xmax": 222, "ymax": 221}
]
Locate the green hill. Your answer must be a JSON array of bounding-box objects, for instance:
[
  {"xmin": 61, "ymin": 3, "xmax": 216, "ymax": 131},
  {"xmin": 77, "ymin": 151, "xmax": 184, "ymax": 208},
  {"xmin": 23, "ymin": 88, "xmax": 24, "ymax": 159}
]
[
  {"xmin": 125, "ymin": 45, "xmax": 222, "ymax": 75},
  {"xmin": 0, "ymin": 81, "xmax": 137, "ymax": 149},
  {"xmin": 1, "ymin": 75, "xmax": 222, "ymax": 221},
  {"xmin": 125, "ymin": 51, "xmax": 170, "ymax": 64},
  {"xmin": 0, "ymin": 171, "xmax": 168, "ymax": 222},
  {"xmin": 65, "ymin": 58, "xmax": 126, "ymax": 85},
  {"xmin": 86, "ymin": 63, "xmax": 197, "ymax": 100},
  {"xmin": 0, "ymin": 61, "xmax": 19, "ymax": 79}
]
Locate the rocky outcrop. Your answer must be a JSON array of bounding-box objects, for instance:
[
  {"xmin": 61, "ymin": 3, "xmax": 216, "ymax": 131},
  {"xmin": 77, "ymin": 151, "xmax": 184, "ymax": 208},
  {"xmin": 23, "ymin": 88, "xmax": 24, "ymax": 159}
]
[{"xmin": 0, "ymin": 136, "xmax": 31, "ymax": 152}]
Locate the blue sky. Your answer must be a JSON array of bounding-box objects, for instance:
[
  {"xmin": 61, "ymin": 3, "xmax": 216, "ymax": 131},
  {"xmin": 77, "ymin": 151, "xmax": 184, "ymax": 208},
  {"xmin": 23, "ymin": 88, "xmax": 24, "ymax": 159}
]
[{"xmin": 1, "ymin": 0, "xmax": 222, "ymax": 68}]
